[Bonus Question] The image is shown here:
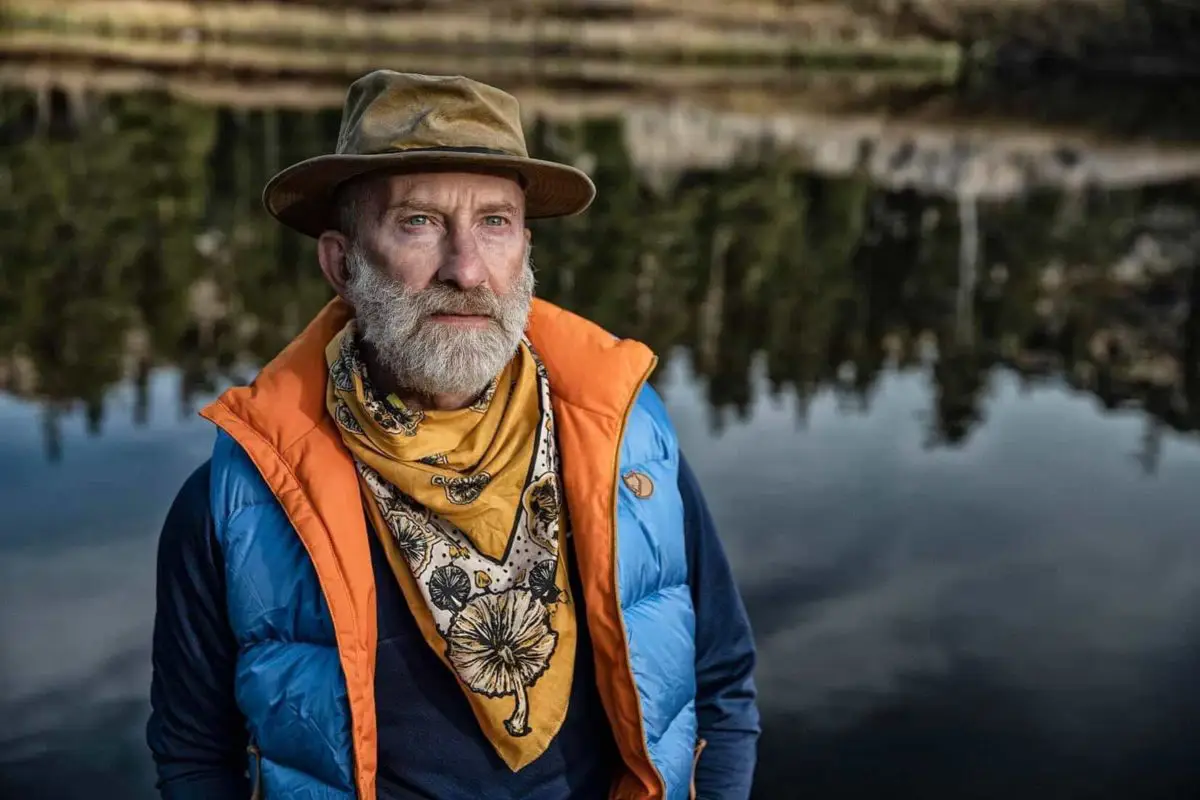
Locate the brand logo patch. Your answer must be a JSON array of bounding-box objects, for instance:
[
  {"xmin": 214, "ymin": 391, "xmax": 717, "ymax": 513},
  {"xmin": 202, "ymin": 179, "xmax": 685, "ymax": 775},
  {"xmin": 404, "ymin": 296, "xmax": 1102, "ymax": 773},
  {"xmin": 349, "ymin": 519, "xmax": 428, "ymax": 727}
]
[{"xmin": 622, "ymin": 470, "xmax": 654, "ymax": 499}]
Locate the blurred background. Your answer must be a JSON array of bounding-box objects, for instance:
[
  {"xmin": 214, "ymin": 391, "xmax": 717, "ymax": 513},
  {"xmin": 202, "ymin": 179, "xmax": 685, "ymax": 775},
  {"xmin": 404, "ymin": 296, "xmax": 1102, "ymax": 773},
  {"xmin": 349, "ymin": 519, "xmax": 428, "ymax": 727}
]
[{"xmin": 3, "ymin": 1, "xmax": 1200, "ymax": 798}]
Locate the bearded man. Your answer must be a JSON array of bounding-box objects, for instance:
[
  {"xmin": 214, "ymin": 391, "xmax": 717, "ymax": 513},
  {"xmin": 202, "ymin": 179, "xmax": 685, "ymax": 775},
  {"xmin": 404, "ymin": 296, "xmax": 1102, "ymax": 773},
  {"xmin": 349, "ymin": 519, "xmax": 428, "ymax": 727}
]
[{"xmin": 147, "ymin": 71, "xmax": 759, "ymax": 800}]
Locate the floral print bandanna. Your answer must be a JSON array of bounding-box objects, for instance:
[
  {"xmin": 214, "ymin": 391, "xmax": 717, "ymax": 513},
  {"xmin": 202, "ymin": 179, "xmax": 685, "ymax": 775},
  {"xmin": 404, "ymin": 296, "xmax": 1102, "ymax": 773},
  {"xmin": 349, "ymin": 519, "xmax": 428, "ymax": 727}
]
[{"xmin": 325, "ymin": 322, "xmax": 576, "ymax": 772}]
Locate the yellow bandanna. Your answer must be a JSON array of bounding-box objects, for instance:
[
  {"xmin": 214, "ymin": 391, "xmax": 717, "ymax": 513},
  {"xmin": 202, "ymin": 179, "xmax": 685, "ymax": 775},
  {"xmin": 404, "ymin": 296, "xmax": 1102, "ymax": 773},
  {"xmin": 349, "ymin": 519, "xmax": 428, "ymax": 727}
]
[{"xmin": 325, "ymin": 321, "xmax": 576, "ymax": 772}]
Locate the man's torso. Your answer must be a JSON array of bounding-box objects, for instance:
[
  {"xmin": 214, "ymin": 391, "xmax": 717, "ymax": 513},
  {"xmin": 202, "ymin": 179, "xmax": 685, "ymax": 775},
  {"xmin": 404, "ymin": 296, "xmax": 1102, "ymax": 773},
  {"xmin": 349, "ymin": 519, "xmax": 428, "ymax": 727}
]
[{"xmin": 366, "ymin": 511, "xmax": 620, "ymax": 798}]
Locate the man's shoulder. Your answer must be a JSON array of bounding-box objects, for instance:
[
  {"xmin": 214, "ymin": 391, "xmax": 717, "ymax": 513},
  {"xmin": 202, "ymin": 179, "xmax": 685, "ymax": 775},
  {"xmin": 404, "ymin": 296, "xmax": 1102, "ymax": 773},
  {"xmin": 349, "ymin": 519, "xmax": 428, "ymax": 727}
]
[
  {"xmin": 158, "ymin": 457, "xmax": 217, "ymax": 565},
  {"xmin": 170, "ymin": 458, "xmax": 213, "ymax": 522},
  {"xmin": 632, "ymin": 381, "xmax": 672, "ymax": 427},
  {"xmin": 206, "ymin": 432, "xmax": 283, "ymax": 520},
  {"xmin": 621, "ymin": 382, "xmax": 680, "ymax": 469}
]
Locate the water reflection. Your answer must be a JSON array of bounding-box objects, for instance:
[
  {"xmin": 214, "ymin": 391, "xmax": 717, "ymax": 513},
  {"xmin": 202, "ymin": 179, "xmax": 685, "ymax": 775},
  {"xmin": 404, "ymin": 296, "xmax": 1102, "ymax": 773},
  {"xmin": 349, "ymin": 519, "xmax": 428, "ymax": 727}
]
[
  {"xmin": 4, "ymin": 79, "xmax": 1200, "ymax": 798},
  {"xmin": 4, "ymin": 86, "xmax": 1200, "ymax": 467},
  {"xmin": 7, "ymin": 362, "xmax": 1200, "ymax": 799},
  {"xmin": 671, "ymin": 362, "xmax": 1200, "ymax": 799}
]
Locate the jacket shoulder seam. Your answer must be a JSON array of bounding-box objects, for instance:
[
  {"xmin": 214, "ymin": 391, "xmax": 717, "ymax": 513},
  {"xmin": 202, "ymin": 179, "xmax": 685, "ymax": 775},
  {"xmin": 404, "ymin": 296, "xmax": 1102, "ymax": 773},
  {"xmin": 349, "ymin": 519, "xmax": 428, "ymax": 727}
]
[{"xmin": 208, "ymin": 400, "xmax": 331, "ymax": 546}]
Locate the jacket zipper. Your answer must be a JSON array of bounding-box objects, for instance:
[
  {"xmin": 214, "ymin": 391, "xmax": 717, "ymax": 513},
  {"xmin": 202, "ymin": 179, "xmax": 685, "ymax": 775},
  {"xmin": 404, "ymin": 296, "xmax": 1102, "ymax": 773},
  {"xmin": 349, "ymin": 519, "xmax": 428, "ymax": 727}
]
[{"xmin": 610, "ymin": 355, "xmax": 665, "ymax": 799}]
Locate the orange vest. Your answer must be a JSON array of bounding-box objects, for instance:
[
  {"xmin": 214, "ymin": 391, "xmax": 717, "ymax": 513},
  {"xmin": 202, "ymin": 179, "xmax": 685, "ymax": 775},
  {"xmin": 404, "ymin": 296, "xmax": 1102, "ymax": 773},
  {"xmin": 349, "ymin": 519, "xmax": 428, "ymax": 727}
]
[{"xmin": 201, "ymin": 297, "xmax": 672, "ymax": 799}]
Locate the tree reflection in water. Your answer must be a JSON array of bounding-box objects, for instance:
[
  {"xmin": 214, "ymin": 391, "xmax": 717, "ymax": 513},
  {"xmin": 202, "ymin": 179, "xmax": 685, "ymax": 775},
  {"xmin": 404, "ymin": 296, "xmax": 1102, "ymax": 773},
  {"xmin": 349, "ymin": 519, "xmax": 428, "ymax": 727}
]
[{"xmin": 1, "ymin": 86, "xmax": 1199, "ymax": 471}]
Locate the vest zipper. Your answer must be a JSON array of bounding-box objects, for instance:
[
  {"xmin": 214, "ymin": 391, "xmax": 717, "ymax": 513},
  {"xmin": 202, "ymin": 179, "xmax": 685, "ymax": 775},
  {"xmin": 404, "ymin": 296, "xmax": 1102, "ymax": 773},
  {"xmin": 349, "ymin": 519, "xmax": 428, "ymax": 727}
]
[
  {"xmin": 248, "ymin": 741, "xmax": 264, "ymax": 800},
  {"xmin": 688, "ymin": 739, "xmax": 707, "ymax": 800},
  {"xmin": 611, "ymin": 356, "xmax": 666, "ymax": 798}
]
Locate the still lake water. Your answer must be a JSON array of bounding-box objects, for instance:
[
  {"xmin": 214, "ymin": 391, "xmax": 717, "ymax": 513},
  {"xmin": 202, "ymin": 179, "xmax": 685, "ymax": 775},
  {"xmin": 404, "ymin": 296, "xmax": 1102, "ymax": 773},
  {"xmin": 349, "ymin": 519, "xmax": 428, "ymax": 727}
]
[{"xmin": 3, "ymin": 75, "xmax": 1200, "ymax": 798}]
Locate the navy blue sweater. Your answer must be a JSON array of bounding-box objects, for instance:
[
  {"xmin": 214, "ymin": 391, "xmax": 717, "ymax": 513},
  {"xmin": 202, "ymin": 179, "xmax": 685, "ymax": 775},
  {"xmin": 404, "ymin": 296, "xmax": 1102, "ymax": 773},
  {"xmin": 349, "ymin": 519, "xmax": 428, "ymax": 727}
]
[{"xmin": 147, "ymin": 454, "xmax": 759, "ymax": 799}]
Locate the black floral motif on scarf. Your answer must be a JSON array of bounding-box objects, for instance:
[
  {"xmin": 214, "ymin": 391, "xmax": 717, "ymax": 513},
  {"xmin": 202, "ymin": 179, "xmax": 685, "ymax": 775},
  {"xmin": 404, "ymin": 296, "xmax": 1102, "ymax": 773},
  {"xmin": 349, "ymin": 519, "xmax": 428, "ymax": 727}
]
[
  {"xmin": 389, "ymin": 508, "xmax": 434, "ymax": 574},
  {"xmin": 330, "ymin": 349, "xmax": 355, "ymax": 392},
  {"xmin": 469, "ymin": 379, "xmax": 499, "ymax": 413},
  {"xmin": 522, "ymin": 473, "xmax": 560, "ymax": 553},
  {"xmin": 528, "ymin": 559, "xmax": 562, "ymax": 605},
  {"xmin": 431, "ymin": 472, "xmax": 492, "ymax": 505},
  {"xmin": 429, "ymin": 564, "xmax": 471, "ymax": 613},
  {"xmin": 334, "ymin": 400, "xmax": 364, "ymax": 435}
]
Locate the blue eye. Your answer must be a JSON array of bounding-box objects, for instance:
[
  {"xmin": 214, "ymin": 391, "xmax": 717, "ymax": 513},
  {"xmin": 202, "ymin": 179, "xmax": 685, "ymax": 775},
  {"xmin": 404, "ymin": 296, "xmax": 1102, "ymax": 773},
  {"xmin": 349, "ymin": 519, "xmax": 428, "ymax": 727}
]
[
  {"xmin": 484, "ymin": 215, "xmax": 507, "ymax": 226},
  {"xmin": 405, "ymin": 215, "xmax": 429, "ymax": 226}
]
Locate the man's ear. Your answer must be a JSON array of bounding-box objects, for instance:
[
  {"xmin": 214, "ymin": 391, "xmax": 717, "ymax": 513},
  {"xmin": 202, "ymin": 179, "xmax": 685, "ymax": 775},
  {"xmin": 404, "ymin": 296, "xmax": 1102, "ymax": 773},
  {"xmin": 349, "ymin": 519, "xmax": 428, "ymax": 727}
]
[{"xmin": 317, "ymin": 231, "xmax": 352, "ymax": 297}]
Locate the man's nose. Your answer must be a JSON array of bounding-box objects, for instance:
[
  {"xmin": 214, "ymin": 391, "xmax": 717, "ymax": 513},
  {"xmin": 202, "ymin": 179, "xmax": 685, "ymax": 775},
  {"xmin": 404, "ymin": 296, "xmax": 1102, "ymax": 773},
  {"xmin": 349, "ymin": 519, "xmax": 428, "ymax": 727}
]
[{"xmin": 436, "ymin": 230, "xmax": 488, "ymax": 290}]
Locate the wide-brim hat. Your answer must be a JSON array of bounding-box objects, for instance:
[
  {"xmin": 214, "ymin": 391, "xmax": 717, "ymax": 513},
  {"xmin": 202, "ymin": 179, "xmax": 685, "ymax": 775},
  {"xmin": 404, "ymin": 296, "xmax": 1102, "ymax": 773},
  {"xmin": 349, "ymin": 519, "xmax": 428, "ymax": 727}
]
[{"xmin": 263, "ymin": 71, "xmax": 596, "ymax": 239}]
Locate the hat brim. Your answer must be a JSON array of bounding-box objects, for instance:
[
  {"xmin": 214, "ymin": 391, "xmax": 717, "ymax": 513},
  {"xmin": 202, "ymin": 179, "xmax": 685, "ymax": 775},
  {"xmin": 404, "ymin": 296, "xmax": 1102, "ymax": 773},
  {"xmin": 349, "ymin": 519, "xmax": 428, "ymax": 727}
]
[{"xmin": 263, "ymin": 151, "xmax": 597, "ymax": 239}]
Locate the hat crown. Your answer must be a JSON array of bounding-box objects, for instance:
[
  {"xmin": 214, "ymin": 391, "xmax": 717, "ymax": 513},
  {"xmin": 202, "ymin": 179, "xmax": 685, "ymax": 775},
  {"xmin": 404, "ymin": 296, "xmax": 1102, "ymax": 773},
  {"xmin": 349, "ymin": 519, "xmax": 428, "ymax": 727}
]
[{"xmin": 336, "ymin": 71, "xmax": 529, "ymax": 159}]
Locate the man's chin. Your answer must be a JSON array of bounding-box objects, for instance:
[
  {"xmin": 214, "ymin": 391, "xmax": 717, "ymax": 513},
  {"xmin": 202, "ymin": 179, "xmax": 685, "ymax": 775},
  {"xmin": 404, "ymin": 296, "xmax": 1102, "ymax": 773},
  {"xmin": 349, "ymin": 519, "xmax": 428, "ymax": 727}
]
[
  {"xmin": 406, "ymin": 326, "xmax": 514, "ymax": 365},
  {"xmin": 425, "ymin": 313, "xmax": 497, "ymax": 330},
  {"xmin": 418, "ymin": 315, "xmax": 505, "ymax": 339},
  {"xmin": 405, "ymin": 353, "xmax": 511, "ymax": 399}
]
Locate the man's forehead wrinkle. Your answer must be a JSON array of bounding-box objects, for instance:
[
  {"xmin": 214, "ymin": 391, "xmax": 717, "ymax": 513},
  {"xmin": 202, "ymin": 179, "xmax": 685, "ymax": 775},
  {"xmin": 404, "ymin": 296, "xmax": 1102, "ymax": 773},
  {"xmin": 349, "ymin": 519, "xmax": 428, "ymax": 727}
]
[
  {"xmin": 386, "ymin": 191, "xmax": 525, "ymax": 215},
  {"xmin": 385, "ymin": 172, "xmax": 523, "ymax": 198}
]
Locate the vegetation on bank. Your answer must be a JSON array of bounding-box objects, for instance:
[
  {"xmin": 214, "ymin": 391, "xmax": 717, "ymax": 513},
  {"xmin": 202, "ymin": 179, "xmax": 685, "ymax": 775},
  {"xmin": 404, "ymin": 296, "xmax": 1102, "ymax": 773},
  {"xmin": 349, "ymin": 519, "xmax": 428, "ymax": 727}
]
[
  {"xmin": 2, "ymin": 0, "xmax": 1197, "ymax": 77},
  {"xmin": 0, "ymin": 0, "xmax": 963, "ymax": 75},
  {"xmin": 2, "ymin": 87, "xmax": 1197, "ymax": 465},
  {"xmin": 0, "ymin": 29, "xmax": 957, "ymax": 93}
]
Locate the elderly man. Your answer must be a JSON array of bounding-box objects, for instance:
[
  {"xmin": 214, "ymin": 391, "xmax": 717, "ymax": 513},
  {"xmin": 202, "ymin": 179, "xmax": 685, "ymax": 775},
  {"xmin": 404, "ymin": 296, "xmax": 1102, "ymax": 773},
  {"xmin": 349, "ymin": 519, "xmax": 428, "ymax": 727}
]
[{"xmin": 147, "ymin": 71, "xmax": 759, "ymax": 800}]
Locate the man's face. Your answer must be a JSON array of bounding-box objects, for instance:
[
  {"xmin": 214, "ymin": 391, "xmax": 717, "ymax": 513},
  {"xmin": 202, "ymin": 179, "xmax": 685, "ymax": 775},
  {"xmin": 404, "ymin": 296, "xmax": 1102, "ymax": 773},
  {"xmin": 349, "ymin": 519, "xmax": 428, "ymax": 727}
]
[{"xmin": 337, "ymin": 171, "xmax": 534, "ymax": 399}]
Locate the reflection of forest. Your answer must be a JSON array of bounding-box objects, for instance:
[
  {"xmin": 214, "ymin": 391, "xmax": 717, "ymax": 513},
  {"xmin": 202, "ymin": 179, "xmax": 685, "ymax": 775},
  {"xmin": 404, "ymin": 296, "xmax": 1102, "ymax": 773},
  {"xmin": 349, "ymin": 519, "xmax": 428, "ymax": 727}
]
[{"xmin": 2, "ymin": 87, "xmax": 1198, "ymax": 466}]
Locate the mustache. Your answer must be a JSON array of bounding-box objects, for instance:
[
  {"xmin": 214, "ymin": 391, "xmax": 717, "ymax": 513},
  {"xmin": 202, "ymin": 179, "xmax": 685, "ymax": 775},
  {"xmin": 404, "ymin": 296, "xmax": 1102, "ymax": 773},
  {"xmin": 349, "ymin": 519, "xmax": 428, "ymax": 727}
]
[{"xmin": 412, "ymin": 282, "xmax": 502, "ymax": 318}]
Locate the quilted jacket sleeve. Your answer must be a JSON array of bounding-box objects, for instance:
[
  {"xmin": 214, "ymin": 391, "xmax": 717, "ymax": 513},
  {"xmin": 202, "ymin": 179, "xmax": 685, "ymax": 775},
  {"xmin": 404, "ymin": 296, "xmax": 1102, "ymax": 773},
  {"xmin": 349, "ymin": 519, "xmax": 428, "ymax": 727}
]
[
  {"xmin": 146, "ymin": 460, "xmax": 250, "ymax": 799},
  {"xmin": 680, "ymin": 454, "xmax": 762, "ymax": 799}
]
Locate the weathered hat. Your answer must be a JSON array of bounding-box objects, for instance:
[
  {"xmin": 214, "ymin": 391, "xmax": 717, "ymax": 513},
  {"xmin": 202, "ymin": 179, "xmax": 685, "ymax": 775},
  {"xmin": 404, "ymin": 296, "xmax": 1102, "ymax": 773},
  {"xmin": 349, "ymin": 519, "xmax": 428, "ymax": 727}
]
[{"xmin": 263, "ymin": 71, "xmax": 596, "ymax": 238}]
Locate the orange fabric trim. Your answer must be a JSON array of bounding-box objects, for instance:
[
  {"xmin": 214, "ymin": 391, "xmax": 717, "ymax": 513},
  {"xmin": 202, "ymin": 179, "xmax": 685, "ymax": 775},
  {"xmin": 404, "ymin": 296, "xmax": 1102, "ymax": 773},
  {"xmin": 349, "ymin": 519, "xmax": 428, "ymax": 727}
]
[{"xmin": 200, "ymin": 297, "xmax": 662, "ymax": 799}]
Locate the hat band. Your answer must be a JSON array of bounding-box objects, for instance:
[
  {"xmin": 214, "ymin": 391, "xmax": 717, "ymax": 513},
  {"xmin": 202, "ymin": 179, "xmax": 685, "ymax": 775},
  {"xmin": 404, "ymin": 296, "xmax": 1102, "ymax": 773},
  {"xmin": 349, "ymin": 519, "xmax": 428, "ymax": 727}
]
[
  {"xmin": 377, "ymin": 145, "xmax": 531, "ymax": 189},
  {"xmin": 385, "ymin": 145, "xmax": 516, "ymax": 157}
]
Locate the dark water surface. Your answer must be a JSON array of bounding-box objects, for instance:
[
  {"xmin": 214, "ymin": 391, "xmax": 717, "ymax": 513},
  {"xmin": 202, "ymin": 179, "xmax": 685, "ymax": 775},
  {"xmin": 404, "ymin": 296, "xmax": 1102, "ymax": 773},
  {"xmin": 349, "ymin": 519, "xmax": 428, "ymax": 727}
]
[{"xmin": 3, "ymin": 75, "xmax": 1200, "ymax": 799}]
